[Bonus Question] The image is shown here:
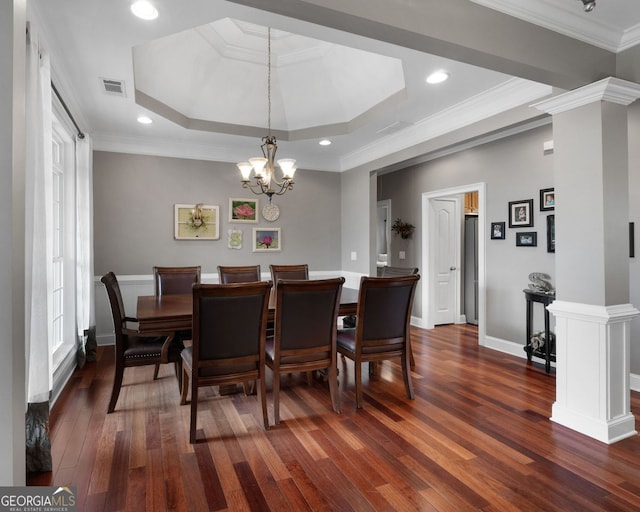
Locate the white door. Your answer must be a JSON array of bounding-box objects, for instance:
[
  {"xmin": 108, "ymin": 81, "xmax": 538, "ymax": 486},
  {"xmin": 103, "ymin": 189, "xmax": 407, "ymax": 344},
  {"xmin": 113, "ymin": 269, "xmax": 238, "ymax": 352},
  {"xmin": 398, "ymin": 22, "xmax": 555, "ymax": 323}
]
[{"xmin": 430, "ymin": 197, "xmax": 459, "ymax": 325}]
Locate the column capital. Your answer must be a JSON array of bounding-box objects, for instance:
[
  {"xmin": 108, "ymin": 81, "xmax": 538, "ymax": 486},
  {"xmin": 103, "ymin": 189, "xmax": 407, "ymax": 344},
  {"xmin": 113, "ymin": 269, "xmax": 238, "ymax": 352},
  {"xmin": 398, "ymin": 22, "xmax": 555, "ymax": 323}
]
[{"xmin": 531, "ymin": 77, "xmax": 640, "ymax": 115}]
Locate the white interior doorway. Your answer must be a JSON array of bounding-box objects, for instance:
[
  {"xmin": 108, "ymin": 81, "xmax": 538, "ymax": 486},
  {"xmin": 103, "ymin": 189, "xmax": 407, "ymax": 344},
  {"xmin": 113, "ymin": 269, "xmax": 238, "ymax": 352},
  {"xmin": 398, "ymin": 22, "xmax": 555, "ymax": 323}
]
[{"xmin": 421, "ymin": 183, "xmax": 486, "ymax": 345}]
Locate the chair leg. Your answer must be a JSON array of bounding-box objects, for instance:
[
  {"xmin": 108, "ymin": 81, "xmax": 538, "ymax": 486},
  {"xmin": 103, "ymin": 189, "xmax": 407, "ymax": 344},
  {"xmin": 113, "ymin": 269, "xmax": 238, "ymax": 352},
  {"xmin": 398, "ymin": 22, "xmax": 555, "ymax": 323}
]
[
  {"xmin": 175, "ymin": 359, "xmax": 183, "ymax": 389},
  {"xmin": 243, "ymin": 380, "xmax": 256, "ymax": 395},
  {"xmin": 328, "ymin": 365, "xmax": 341, "ymax": 414},
  {"xmin": 258, "ymin": 375, "xmax": 269, "ymax": 430},
  {"xmin": 180, "ymin": 365, "xmax": 190, "ymax": 405},
  {"xmin": 355, "ymin": 360, "xmax": 363, "ymax": 409},
  {"xmin": 189, "ymin": 384, "xmax": 198, "ymax": 443},
  {"xmin": 409, "ymin": 341, "xmax": 415, "ymax": 369},
  {"xmin": 305, "ymin": 371, "xmax": 313, "ymax": 385},
  {"xmin": 107, "ymin": 363, "xmax": 125, "ymax": 413},
  {"xmin": 273, "ymin": 370, "xmax": 281, "ymax": 425},
  {"xmin": 402, "ymin": 350, "xmax": 415, "ymax": 400},
  {"xmin": 153, "ymin": 363, "xmax": 160, "ymax": 380}
]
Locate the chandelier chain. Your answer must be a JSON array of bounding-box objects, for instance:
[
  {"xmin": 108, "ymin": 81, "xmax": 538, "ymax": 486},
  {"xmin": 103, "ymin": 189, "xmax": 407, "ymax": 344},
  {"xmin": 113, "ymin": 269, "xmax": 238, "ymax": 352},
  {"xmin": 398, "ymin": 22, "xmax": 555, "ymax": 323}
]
[
  {"xmin": 236, "ymin": 25, "xmax": 295, "ymax": 199},
  {"xmin": 267, "ymin": 27, "xmax": 271, "ymax": 136}
]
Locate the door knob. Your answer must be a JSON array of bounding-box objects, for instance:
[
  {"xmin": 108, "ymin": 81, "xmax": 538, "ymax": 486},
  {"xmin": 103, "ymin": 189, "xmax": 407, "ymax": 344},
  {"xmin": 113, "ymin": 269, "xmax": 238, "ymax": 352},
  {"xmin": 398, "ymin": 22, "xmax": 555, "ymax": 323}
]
[{"xmin": 450, "ymin": 266, "xmax": 457, "ymax": 271}]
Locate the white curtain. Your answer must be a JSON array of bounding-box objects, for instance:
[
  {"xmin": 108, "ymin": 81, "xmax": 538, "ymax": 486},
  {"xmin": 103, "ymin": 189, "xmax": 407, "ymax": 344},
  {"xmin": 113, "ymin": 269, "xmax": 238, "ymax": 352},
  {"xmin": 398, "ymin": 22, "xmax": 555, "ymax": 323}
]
[
  {"xmin": 25, "ymin": 22, "xmax": 54, "ymax": 473},
  {"xmin": 25, "ymin": 23, "xmax": 53, "ymax": 405},
  {"xmin": 76, "ymin": 135, "xmax": 95, "ymax": 365}
]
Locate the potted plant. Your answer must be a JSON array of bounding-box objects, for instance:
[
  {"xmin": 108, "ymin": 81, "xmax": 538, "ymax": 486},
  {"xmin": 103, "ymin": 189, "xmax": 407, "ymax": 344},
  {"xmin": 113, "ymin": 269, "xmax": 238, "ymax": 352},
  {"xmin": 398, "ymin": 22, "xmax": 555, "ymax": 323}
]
[{"xmin": 391, "ymin": 218, "xmax": 415, "ymax": 239}]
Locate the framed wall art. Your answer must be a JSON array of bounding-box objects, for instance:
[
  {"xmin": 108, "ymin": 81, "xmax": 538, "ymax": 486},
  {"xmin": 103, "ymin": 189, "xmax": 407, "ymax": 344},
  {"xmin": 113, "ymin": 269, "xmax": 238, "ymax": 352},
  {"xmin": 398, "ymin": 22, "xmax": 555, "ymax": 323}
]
[
  {"xmin": 228, "ymin": 228, "xmax": 242, "ymax": 250},
  {"xmin": 229, "ymin": 198, "xmax": 259, "ymax": 223},
  {"xmin": 546, "ymin": 215, "xmax": 555, "ymax": 253},
  {"xmin": 508, "ymin": 199, "xmax": 534, "ymax": 228},
  {"xmin": 174, "ymin": 203, "xmax": 220, "ymax": 240},
  {"xmin": 516, "ymin": 231, "xmax": 537, "ymax": 247},
  {"xmin": 540, "ymin": 188, "xmax": 555, "ymax": 211},
  {"xmin": 491, "ymin": 222, "xmax": 505, "ymax": 240},
  {"xmin": 253, "ymin": 228, "xmax": 281, "ymax": 252}
]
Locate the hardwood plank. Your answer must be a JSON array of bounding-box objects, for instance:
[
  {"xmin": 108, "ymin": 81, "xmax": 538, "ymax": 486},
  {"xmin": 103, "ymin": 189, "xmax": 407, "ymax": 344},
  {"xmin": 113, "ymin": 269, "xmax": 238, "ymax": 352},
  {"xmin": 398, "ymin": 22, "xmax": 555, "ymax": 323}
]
[{"xmin": 27, "ymin": 325, "xmax": 640, "ymax": 511}]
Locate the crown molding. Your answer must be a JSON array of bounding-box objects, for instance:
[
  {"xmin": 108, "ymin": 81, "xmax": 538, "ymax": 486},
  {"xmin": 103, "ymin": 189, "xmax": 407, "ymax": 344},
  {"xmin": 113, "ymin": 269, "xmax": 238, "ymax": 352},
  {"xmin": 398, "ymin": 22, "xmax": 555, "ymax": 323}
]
[
  {"xmin": 341, "ymin": 79, "xmax": 552, "ymax": 171},
  {"xmin": 621, "ymin": 24, "xmax": 640, "ymax": 51},
  {"xmin": 469, "ymin": 0, "xmax": 631, "ymax": 52},
  {"xmin": 531, "ymin": 77, "xmax": 640, "ymax": 115}
]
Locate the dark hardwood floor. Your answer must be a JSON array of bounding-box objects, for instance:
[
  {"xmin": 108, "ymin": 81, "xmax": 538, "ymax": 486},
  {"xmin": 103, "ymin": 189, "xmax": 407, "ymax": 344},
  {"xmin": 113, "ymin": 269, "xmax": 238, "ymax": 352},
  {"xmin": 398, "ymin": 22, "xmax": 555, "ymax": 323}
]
[{"xmin": 29, "ymin": 324, "xmax": 640, "ymax": 511}]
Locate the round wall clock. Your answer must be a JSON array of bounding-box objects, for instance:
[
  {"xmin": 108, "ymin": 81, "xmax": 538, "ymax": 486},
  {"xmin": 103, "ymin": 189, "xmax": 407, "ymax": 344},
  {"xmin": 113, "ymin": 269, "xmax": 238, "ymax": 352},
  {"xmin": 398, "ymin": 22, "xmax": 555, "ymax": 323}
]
[{"xmin": 262, "ymin": 203, "xmax": 280, "ymax": 222}]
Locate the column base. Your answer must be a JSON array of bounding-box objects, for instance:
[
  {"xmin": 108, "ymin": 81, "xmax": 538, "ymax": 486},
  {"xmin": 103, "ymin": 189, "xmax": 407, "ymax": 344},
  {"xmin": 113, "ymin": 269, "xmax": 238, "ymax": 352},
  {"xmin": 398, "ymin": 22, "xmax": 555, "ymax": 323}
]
[
  {"xmin": 547, "ymin": 300, "xmax": 639, "ymax": 444},
  {"xmin": 551, "ymin": 404, "xmax": 636, "ymax": 444}
]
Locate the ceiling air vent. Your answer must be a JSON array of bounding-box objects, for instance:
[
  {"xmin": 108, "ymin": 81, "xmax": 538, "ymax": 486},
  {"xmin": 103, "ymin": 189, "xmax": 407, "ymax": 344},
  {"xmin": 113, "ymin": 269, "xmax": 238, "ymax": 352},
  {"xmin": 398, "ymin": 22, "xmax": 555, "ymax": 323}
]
[{"xmin": 100, "ymin": 78, "xmax": 126, "ymax": 97}]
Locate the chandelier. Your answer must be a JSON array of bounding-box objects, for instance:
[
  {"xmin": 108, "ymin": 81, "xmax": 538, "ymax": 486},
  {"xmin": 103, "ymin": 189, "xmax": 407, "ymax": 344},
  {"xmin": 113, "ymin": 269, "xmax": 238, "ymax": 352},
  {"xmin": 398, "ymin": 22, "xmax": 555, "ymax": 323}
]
[{"xmin": 237, "ymin": 27, "xmax": 296, "ymax": 200}]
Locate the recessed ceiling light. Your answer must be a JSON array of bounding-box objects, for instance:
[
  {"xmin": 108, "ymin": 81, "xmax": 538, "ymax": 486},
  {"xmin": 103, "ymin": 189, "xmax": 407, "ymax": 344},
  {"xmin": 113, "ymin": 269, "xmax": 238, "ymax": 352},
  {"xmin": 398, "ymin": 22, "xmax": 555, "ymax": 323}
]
[
  {"xmin": 319, "ymin": 139, "xmax": 332, "ymax": 146},
  {"xmin": 137, "ymin": 115, "xmax": 152, "ymax": 124},
  {"xmin": 426, "ymin": 70, "xmax": 449, "ymax": 84},
  {"xmin": 131, "ymin": 1, "xmax": 158, "ymax": 20}
]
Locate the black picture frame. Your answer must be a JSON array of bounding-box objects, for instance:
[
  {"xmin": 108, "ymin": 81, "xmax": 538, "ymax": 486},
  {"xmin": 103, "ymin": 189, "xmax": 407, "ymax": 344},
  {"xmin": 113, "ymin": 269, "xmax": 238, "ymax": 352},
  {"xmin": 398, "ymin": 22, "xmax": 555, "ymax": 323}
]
[
  {"xmin": 490, "ymin": 222, "xmax": 505, "ymax": 240},
  {"xmin": 547, "ymin": 215, "xmax": 555, "ymax": 253},
  {"xmin": 540, "ymin": 188, "xmax": 555, "ymax": 211},
  {"xmin": 516, "ymin": 231, "xmax": 537, "ymax": 247},
  {"xmin": 508, "ymin": 199, "xmax": 534, "ymax": 228}
]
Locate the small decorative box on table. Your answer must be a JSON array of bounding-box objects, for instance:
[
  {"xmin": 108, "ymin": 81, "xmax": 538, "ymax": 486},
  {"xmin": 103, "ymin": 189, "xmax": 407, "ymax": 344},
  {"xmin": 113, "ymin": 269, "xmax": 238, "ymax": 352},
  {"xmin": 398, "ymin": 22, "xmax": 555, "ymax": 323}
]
[{"xmin": 523, "ymin": 289, "xmax": 556, "ymax": 373}]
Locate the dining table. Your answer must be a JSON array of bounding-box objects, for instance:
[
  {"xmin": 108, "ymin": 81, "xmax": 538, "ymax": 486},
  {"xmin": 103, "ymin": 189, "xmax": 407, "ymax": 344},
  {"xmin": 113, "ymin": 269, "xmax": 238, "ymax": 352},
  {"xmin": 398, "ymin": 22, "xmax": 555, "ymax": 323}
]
[
  {"xmin": 136, "ymin": 285, "xmax": 359, "ymax": 393},
  {"xmin": 136, "ymin": 286, "xmax": 359, "ymax": 335}
]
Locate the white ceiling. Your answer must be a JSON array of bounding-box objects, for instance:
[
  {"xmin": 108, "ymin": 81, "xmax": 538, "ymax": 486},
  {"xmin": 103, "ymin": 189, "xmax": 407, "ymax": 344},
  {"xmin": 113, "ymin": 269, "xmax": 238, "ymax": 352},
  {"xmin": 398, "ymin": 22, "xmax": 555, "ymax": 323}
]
[{"xmin": 29, "ymin": 0, "xmax": 640, "ymax": 172}]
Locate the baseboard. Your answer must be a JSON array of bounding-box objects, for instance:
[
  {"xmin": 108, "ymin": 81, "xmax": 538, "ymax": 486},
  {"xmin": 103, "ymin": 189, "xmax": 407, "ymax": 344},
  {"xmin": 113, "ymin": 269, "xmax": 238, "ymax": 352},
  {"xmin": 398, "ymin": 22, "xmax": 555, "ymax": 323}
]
[
  {"xmin": 631, "ymin": 373, "xmax": 640, "ymax": 392},
  {"xmin": 483, "ymin": 335, "xmax": 556, "ymax": 369}
]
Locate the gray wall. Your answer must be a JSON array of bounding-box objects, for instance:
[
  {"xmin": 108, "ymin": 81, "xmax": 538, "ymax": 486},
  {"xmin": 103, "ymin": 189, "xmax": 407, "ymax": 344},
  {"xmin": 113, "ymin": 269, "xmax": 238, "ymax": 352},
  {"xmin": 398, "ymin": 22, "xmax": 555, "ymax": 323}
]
[
  {"xmin": 379, "ymin": 108, "xmax": 640, "ymax": 375},
  {"xmin": 93, "ymin": 151, "xmax": 342, "ymax": 276},
  {"xmin": 1, "ymin": 0, "xmax": 27, "ymax": 486},
  {"xmin": 379, "ymin": 124, "xmax": 555, "ymax": 344},
  {"xmin": 628, "ymin": 101, "xmax": 640, "ymax": 377},
  {"xmin": 339, "ymin": 167, "xmax": 373, "ymax": 275}
]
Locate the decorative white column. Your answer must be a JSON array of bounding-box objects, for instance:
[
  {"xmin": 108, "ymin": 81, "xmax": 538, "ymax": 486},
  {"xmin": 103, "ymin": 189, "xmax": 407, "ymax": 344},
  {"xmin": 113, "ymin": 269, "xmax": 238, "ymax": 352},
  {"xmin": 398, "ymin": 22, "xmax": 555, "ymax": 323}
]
[
  {"xmin": 548, "ymin": 301, "xmax": 638, "ymax": 443},
  {"xmin": 532, "ymin": 78, "xmax": 640, "ymax": 444}
]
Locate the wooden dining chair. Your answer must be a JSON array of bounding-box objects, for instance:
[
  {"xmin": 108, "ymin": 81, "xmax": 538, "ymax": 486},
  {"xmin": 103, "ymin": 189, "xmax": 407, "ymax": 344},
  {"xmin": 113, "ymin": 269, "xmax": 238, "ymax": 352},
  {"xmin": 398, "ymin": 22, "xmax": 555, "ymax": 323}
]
[
  {"xmin": 266, "ymin": 277, "xmax": 344, "ymax": 424},
  {"xmin": 337, "ymin": 274, "xmax": 420, "ymax": 409},
  {"xmin": 101, "ymin": 272, "xmax": 183, "ymax": 413},
  {"xmin": 152, "ymin": 265, "xmax": 201, "ymax": 379},
  {"xmin": 153, "ymin": 265, "xmax": 201, "ymax": 295},
  {"xmin": 349, "ymin": 265, "xmax": 419, "ymax": 368},
  {"xmin": 380, "ymin": 266, "xmax": 419, "ymax": 277},
  {"xmin": 269, "ymin": 264, "xmax": 309, "ymax": 289},
  {"xmin": 268, "ymin": 264, "xmax": 311, "ymax": 378},
  {"xmin": 180, "ymin": 281, "xmax": 272, "ymax": 443},
  {"xmin": 217, "ymin": 264, "xmax": 263, "ymax": 395},
  {"xmin": 218, "ymin": 265, "xmax": 261, "ymax": 283}
]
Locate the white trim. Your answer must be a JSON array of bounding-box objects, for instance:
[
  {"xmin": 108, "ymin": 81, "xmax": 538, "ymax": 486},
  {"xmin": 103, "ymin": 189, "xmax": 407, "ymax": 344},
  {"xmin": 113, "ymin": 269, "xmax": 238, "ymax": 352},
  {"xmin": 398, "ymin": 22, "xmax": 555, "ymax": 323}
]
[
  {"xmin": 531, "ymin": 77, "xmax": 640, "ymax": 115},
  {"xmin": 547, "ymin": 300, "xmax": 640, "ymax": 323},
  {"xmin": 51, "ymin": 348, "xmax": 76, "ymax": 407},
  {"xmin": 469, "ymin": 0, "xmax": 639, "ymax": 52},
  {"xmin": 341, "ymin": 80, "xmax": 552, "ymax": 171},
  {"xmin": 422, "ymin": 183, "xmax": 487, "ymax": 348}
]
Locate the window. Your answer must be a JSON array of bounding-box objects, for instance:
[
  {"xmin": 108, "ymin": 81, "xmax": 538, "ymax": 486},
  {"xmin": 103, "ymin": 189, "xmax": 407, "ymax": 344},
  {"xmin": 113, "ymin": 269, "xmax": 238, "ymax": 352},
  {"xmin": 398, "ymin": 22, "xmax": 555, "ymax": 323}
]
[
  {"xmin": 50, "ymin": 119, "xmax": 76, "ymax": 370},
  {"xmin": 51, "ymin": 134, "xmax": 64, "ymax": 352}
]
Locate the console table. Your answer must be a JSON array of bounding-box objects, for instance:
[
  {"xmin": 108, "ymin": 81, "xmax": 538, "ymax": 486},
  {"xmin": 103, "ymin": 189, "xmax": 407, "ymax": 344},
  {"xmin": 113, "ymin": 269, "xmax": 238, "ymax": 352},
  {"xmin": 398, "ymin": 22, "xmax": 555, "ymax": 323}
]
[{"xmin": 523, "ymin": 289, "xmax": 556, "ymax": 373}]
